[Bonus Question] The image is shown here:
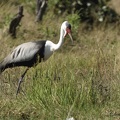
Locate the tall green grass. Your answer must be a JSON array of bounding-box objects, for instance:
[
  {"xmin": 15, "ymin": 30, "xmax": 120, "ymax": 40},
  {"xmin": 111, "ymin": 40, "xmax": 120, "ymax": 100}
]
[{"xmin": 1, "ymin": 48, "xmax": 119, "ymax": 119}]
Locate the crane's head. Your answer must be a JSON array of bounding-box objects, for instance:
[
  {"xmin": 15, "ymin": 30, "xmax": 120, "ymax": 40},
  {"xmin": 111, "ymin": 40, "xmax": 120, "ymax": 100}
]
[{"xmin": 62, "ymin": 21, "xmax": 74, "ymax": 44}]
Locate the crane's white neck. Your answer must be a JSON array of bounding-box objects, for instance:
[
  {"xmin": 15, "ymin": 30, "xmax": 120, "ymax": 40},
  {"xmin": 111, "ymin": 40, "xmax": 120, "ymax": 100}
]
[{"xmin": 52, "ymin": 27, "xmax": 65, "ymax": 51}]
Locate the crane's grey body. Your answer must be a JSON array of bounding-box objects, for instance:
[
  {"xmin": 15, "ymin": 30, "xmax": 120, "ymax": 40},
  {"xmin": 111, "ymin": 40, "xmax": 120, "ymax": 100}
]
[{"xmin": 0, "ymin": 40, "xmax": 46, "ymax": 73}]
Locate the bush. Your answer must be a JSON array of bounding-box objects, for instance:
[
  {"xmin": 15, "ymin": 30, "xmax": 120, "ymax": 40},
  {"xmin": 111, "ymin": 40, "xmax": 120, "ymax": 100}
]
[{"xmin": 53, "ymin": 0, "xmax": 119, "ymax": 24}]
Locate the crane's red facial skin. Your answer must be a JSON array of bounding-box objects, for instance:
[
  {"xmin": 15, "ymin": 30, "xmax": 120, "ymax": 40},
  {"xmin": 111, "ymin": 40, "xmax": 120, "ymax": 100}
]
[
  {"xmin": 65, "ymin": 27, "xmax": 74, "ymax": 44},
  {"xmin": 65, "ymin": 28, "xmax": 71, "ymax": 37},
  {"xmin": 66, "ymin": 28, "xmax": 71, "ymax": 34}
]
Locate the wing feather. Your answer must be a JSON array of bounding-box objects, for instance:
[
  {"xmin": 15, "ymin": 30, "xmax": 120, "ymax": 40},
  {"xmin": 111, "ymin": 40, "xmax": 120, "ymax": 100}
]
[
  {"xmin": 2, "ymin": 41, "xmax": 45, "ymax": 64},
  {"xmin": 10, "ymin": 42, "xmax": 40, "ymax": 62},
  {"xmin": 0, "ymin": 40, "xmax": 46, "ymax": 72}
]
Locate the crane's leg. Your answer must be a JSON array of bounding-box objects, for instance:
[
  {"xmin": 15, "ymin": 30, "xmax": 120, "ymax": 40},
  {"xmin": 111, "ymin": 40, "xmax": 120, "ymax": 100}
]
[{"xmin": 16, "ymin": 68, "xmax": 29, "ymax": 96}]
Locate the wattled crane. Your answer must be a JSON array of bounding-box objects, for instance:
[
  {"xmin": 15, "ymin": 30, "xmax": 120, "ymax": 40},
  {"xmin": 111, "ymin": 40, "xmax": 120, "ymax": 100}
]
[{"xmin": 0, "ymin": 21, "xmax": 74, "ymax": 96}]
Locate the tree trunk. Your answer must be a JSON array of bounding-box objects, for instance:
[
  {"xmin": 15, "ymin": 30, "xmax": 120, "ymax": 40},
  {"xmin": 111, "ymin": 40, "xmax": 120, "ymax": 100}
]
[{"xmin": 9, "ymin": 5, "xmax": 24, "ymax": 38}]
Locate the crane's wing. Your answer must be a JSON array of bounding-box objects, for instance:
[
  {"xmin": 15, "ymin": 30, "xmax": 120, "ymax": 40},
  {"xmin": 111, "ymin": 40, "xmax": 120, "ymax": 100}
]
[{"xmin": 0, "ymin": 40, "xmax": 46, "ymax": 72}]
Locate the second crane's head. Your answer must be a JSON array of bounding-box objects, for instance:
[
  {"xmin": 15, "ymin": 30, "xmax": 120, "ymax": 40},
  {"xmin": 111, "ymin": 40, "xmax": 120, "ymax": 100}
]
[{"xmin": 61, "ymin": 21, "xmax": 74, "ymax": 44}]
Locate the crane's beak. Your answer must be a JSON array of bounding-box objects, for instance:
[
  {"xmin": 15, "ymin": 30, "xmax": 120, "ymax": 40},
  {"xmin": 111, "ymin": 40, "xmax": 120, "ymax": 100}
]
[
  {"xmin": 65, "ymin": 28, "xmax": 74, "ymax": 45},
  {"xmin": 68, "ymin": 32, "xmax": 74, "ymax": 44}
]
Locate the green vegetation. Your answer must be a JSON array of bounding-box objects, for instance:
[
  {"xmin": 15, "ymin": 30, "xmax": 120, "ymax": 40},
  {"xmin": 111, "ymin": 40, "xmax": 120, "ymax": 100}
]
[{"xmin": 0, "ymin": 0, "xmax": 120, "ymax": 120}]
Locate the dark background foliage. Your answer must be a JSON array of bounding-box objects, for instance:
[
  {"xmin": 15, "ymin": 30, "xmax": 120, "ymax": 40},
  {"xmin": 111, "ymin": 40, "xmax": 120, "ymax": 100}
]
[{"xmin": 53, "ymin": 0, "xmax": 119, "ymax": 24}]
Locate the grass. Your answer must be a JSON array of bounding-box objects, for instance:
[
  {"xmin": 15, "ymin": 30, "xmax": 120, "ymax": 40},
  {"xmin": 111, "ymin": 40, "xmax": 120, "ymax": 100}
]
[{"xmin": 0, "ymin": 1, "xmax": 120, "ymax": 120}]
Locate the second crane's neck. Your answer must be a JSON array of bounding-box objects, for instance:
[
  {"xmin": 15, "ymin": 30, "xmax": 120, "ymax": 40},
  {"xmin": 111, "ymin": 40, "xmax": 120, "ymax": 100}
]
[{"xmin": 52, "ymin": 27, "xmax": 65, "ymax": 51}]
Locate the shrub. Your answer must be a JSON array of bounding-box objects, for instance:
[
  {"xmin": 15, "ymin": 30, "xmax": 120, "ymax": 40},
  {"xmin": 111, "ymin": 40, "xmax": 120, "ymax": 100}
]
[{"xmin": 53, "ymin": 0, "xmax": 119, "ymax": 24}]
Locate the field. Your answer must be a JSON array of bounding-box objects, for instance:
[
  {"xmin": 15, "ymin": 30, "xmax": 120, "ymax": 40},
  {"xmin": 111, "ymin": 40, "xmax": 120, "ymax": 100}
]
[{"xmin": 0, "ymin": 1, "xmax": 120, "ymax": 120}]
